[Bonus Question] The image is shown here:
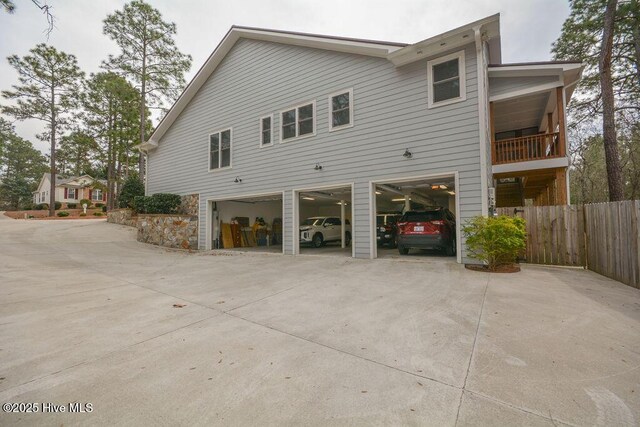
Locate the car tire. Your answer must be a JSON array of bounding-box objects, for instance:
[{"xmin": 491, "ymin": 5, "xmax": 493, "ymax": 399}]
[
  {"xmin": 312, "ymin": 233, "xmax": 324, "ymax": 248},
  {"xmin": 344, "ymin": 232, "xmax": 351, "ymax": 247},
  {"xmin": 398, "ymin": 245, "xmax": 409, "ymax": 255},
  {"xmin": 445, "ymin": 238, "xmax": 456, "ymax": 256}
]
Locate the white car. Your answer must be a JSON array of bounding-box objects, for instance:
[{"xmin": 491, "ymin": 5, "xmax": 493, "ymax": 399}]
[{"xmin": 300, "ymin": 216, "xmax": 351, "ymax": 248}]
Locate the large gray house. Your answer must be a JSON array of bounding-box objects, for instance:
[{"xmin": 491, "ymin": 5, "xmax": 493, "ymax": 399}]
[{"xmin": 141, "ymin": 14, "xmax": 582, "ymax": 263}]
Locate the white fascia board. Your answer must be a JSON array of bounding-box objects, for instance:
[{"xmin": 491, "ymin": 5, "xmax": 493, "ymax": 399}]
[
  {"xmin": 492, "ymin": 157, "xmax": 569, "ymax": 175},
  {"xmin": 388, "ymin": 14, "xmax": 500, "ymax": 67},
  {"xmin": 488, "ymin": 63, "xmax": 583, "ymax": 78}
]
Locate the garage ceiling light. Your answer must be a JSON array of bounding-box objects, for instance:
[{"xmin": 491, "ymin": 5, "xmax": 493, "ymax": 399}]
[
  {"xmin": 375, "ymin": 191, "xmax": 382, "ymax": 195},
  {"xmin": 302, "ymin": 197, "xmax": 315, "ymax": 201},
  {"xmin": 447, "ymin": 191, "xmax": 455, "ymax": 196},
  {"xmin": 431, "ymin": 184, "xmax": 447, "ymax": 190},
  {"xmin": 391, "ymin": 197, "xmax": 410, "ymax": 202}
]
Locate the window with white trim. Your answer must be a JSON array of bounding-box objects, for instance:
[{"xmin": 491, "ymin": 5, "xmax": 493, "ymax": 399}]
[
  {"xmin": 260, "ymin": 116, "xmax": 272, "ymax": 147},
  {"xmin": 427, "ymin": 50, "xmax": 466, "ymax": 108},
  {"xmin": 281, "ymin": 102, "xmax": 315, "ymax": 142},
  {"xmin": 68, "ymin": 188, "xmax": 77, "ymax": 199},
  {"xmin": 91, "ymin": 189, "xmax": 103, "ymax": 201},
  {"xmin": 209, "ymin": 129, "xmax": 232, "ymax": 170},
  {"xmin": 329, "ymin": 89, "xmax": 353, "ymax": 130}
]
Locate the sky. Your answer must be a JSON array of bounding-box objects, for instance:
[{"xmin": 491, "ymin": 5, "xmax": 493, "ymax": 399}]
[{"xmin": 0, "ymin": 0, "xmax": 571, "ymax": 154}]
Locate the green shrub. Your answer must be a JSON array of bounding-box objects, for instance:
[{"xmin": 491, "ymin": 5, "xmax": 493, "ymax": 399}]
[
  {"xmin": 35, "ymin": 203, "xmax": 48, "ymax": 210},
  {"xmin": 118, "ymin": 173, "xmax": 145, "ymax": 208},
  {"xmin": 21, "ymin": 202, "xmax": 34, "ymax": 210},
  {"xmin": 93, "ymin": 212, "xmax": 103, "ymax": 216},
  {"xmin": 80, "ymin": 198, "xmax": 91, "ymax": 208},
  {"xmin": 57, "ymin": 211, "xmax": 70, "ymax": 217},
  {"xmin": 95, "ymin": 203, "xmax": 104, "ymax": 208},
  {"xmin": 133, "ymin": 193, "xmax": 181, "ymax": 214},
  {"xmin": 79, "ymin": 213, "xmax": 87, "ymax": 217},
  {"xmin": 67, "ymin": 203, "xmax": 77, "ymax": 209},
  {"xmin": 54, "ymin": 201, "xmax": 62, "ymax": 210},
  {"xmin": 462, "ymin": 215, "xmax": 526, "ymax": 271},
  {"xmin": 102, "ymin": 205, "xmax": 107, "ymax": 212}
]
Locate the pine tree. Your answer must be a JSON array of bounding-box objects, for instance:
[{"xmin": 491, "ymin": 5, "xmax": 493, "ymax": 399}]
[
  {"xmin": 83, "ymin": 72, "xmax": 141, "ymax": 210},
  {"xmin": 0, "ymin": 119, "xmax": 48, "ymax": 210},
  {"xmin": 102, "ymin": 0, "xmax": 192, "ymax": 178},
  {"xmin": 1, "ymin": 44, "xmax": 84, "ymax": 216},
  {"xmin": 552, "ymin": 0, "xmax": 640, "ymax": 202}
]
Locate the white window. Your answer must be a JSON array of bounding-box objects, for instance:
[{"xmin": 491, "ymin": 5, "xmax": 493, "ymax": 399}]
[
  {"xmin": 281, "ymin": 101, "xmax": 315, "ymax": 142},
  {"xmin": 427, "ymin": 50, "xmax": 466, "ymax": 108},
  {"xmin": 209, "ymin": 129, "xmax": 232, "ymax": 171},
  {"xmin": 260, "ymin": 115, "xmax": 273, "ymax": 147},
  {"xmin": 68, "ymin": 188, "xmax": 77, "ymax": 199},
  {"xmin": 329, "ymin": 89, "xmax": 353, "ymax": 131},
  {"xmin": 92, "ymin": 189, "xmax": 103, "ymax": 201}
]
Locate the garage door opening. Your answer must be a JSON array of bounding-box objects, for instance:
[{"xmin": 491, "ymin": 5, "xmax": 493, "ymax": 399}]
[
  {"xmin": 295, "ymin": 185, "xmax": 353, "ymax": 257},
  {"xmin": 207, "ymin": 193, "xmax": 283, "ymax": 254},
  {"xmin": 373, "ymin": 175, "xmax": 459, "ymax": 261}
]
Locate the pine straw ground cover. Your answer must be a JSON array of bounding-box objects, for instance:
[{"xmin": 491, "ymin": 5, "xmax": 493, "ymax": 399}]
[{"xmin": 4, "ymin": 209, "xmax": 104, "ymax": 220}]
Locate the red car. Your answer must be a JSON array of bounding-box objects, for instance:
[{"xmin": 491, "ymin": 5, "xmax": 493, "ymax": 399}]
[{"xmin": 396, "ymin": 208, "xmax": 456, "ymax": 256}]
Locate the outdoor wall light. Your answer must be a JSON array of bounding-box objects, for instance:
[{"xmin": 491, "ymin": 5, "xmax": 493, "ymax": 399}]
[
  {"xmin": 234, "ymin": 176, "xmax": 242, "ymax": 183},
  {"xmin": 314, "ymin": 163, "xmax": 323, "ymax": 170},
  {"xmin": 403, "ymin": 149, "xmax": 413, "ymax": 159}
]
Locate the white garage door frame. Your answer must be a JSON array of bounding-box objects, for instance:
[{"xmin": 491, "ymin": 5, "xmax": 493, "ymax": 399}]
[
  {"xmin": 369, "ymin": 171, "xmax": 462, "ymax": 264},
  {"xmin": 205, "ymin": 191, "xmax": 285, "ymax": 253},
  {"xmin": 292, "ymin": 182, "xmax": 355, "ymax": 258}
]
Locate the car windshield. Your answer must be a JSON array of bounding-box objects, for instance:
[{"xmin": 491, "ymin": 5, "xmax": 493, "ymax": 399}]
[
  {"xmin": 301, "ymin": 218, "xmax": 322, "ymax": 226},
  {"xmin": 402, "ymin": 211, "xmax": 442, "ymax": 222}
]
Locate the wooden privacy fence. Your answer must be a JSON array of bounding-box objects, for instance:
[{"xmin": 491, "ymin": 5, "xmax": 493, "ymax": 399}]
[{"xmin": 497, "ymin": 201, "xmax": 640, "ymax": 289}]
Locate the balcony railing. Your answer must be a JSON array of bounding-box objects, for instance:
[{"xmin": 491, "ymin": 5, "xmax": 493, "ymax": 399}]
[{"xmin": 492, "ymin": 132, "xmax": 562, "ymax": 165}]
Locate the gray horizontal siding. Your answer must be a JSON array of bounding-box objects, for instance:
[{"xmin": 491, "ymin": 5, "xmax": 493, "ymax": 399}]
[
  {"xmin": 148, "ymin": 38, "xmax": 483, "ymax": 260},
  {"xmin": 489, "ymin": 75, "xmax": 560, "ymax": 98}
]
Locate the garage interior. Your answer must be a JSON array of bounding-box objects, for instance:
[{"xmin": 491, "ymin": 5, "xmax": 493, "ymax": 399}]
[
  {"xmin": 210, "ymin": 194, "xmax": 283, "ymax": 253},
  {"xmin": 374, "ymin": 176, "xmax": 457, "ymax": 260},
  {"xmin": 298, "ymin": 186, "xmax": 352, "ymax": 257}
]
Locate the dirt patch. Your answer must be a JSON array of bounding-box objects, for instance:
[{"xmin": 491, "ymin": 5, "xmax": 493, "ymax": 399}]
[
  {"xmin": 5, "ymin": 209, "xmax": 105, "ymax": 220},
  {"xmin": 465, "ymin": 263, "xmax": 521, "ymax": 273}
]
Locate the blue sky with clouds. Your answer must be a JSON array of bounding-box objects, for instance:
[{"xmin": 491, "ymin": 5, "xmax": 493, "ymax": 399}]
[{"xmin": 0, "ymin": 0, "xmax": 570, "ymax": 154}]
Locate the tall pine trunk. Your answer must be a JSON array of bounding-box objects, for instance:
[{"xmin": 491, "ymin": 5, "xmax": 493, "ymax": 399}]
[
  {"xmin": 632, "ymin": 0, "xmax": 640, "ymax": 86},
  {"xmin": 49, "ymin": 85, "xmax": 56, "ymax": 217},
  {"xmin": 138, "ymin": 48, "xmax": 147, "ymax": 179},
  {"xmin": 600, "ymin": 0, "xmax": 624, "ymax": 201}
]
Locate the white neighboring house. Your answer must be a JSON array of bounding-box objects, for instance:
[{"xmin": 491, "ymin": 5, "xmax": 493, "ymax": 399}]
[{"xmin": 32, "ymin": 173, "xmax": 108, "ymax": 207}]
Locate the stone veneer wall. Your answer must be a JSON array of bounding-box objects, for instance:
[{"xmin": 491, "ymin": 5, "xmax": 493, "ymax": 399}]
[
  {"xmin": 107, "ymin": 208, "xmax": 136, "ymax": 227},
  {"xmin": 179, "ymin": 194, "xmax": 199, "ymax": 216},
  {"xmin": 136, "ymin": 215, "xmax": 198, "ymax": 250}
]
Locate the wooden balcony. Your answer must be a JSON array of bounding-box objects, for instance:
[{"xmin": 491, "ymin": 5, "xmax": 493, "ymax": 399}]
[{"xmin": 492, "ymin": 132, "xmax": 562, "ymax": 165}]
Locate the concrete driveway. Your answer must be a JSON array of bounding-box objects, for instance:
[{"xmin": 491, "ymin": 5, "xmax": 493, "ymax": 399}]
[{"xmin": 0, "ymin": 217, "xmax": 639, "ymax": 426}]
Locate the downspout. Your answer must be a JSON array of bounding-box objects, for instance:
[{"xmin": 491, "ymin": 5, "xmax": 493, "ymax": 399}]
[{"xmin": 474, "ymin": 25, "xmax": 490, "ymax": 216}]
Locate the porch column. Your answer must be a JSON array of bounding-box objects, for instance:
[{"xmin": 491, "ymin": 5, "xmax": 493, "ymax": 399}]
[
  {"xmin": 404, "ymin": 195, "xmax": 411, "ymax": 212},
  {"xmin": 556, "ymin": 87, "xmax": 567, "ymax": 157},
  {"xmin": 547, "ymin": 112, "xmax": 554, "ymax": 134},
  {"xmin": 340, "ymin": 200, "xmax": 346, "ymax": 249},
  {"xmin": 555, "ymin": 168, "xmax": 567, "ymax": 205},
  {"xmin": 490, "ymin": 101, "xmax": 496, "ymax": 164}
]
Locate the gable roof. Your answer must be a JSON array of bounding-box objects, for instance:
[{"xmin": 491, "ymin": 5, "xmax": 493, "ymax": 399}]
[
  {"xmin": 141, "ymin": 14, "xmax": 501, "ymax": 151},
  {"xmin": 36, "ymin": 173, "xmax": 105, "ymax": 190}
]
